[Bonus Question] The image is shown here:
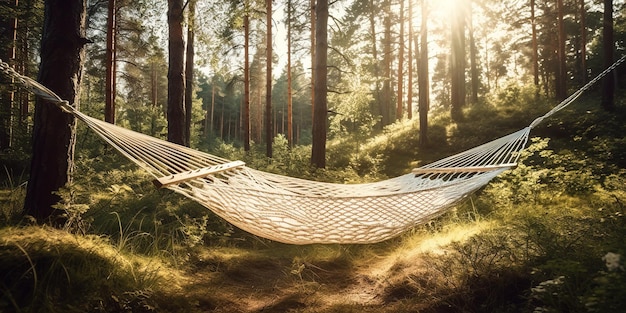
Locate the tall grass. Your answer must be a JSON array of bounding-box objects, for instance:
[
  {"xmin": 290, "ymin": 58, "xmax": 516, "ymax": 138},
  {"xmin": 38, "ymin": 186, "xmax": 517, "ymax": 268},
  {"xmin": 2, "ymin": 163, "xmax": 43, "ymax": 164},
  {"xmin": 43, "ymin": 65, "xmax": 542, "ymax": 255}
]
[
  {"xmin": 0, "ymin": 166, "xmax": 27, "ymax": 225},
  {"xmin": 0, "ymin": 227, "xmax": 171, "ymax": 312}
]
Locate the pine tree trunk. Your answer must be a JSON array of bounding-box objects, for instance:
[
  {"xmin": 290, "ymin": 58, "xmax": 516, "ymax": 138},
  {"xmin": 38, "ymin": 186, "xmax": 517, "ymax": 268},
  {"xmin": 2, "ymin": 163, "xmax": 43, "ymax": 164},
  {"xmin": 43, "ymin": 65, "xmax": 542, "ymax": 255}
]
[
  {"xmin": 418, "ymin": 0, "xmax": 429, "ymax": 148},
  {"xmin": 167, "ymin": 0, "xmax": 186, "ymax": 145},
  {"xmin": 407, "ymin": 0, "xmax": 413, "ymax": 120},
  {"xmin": 184, "ymin": 0, "xmax": 195, "ymax": 147},
  {"xmin": 396, "ymin": 0, "xmax": 404, "ymax": 121},
  {"xmin": 531, "ymin": 0, "xmax": 539, "ymax": 90},
  {"xmin": 381, "ymin": 1, "xmax": 392, "ymax": 126},
  {"xmin": 580, "ymin": 0, "xmax": 587, "ymax": 84},
  {"xmin": 243, "ymin": 10, "xmax": 250, "ymax": 151},
  {"xmin": 105, "ymin": 0, "xmax": 116, "ymax": 124},
  {"xmin": 368, "ymin": 0, "xmax": 381, "ymax": 126},
  {"xmin": 287, "ymin": 0, "xmax": 293, "ymax": 146},
  {"xmin": 211, "ymin": 83, "xmax": 215, "ymax": 135},
  {"xmin": 0, "ymin": 0, "xmax": 18, "ymax": 150},
  {"xmin": 19, "ymin": 2, "xmax": 30, "ymax": 124},
  {"xmin": 310, "ymin": 0, "xmax": 315, "ymax": 124},
  {"xmin": 16, "ymin": 0, "xmax": 34, "ymax": 126},
  {"xmin": 450, "ymin": 1, "xmax": 465, "ymax": 122},
  {"xmin": 556, "ymin": 0, "xmax": 567, "ymax": 101},
  {"xmin": 468, "ymin": 3, "xmax": 479, "ymax": 104},
  {"xmin": 311, "ymin": 0, "xmax": 327, "ymax": 168},
  {"xmin": 24, "ymin": 0, "xmax": 87, "ymax": 224},
  {"xmin": 266, "ymin": 0, "xmax": 273, "ymax": 158},
  {"xmin": 601, "ymin": 0, "xmax": 614, "ymax": 111}
]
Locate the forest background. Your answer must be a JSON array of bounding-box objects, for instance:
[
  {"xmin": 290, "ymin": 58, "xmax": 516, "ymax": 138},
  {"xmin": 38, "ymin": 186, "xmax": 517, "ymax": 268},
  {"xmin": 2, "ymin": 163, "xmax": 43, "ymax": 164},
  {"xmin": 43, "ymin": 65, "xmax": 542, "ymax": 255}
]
[{"xmin": 1, "ymin": 0, "xmax": 626, "ymax": 312}]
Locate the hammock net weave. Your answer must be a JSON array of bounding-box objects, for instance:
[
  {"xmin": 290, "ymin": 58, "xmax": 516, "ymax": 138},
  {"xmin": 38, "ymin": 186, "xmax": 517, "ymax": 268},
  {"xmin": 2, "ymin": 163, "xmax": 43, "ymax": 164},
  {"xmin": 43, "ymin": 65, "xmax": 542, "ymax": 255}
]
[{"xmin": 1, "ymin": 55, "xmax": 624, "ymax": 244}]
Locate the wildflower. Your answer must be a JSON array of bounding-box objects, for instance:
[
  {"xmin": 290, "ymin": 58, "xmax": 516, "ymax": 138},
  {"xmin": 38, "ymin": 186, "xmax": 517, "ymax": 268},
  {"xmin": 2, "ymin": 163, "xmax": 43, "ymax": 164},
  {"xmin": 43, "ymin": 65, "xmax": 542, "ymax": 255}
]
[{"xmin": 602, "ymin": 252, "xmax": 623, "ymax": 271}]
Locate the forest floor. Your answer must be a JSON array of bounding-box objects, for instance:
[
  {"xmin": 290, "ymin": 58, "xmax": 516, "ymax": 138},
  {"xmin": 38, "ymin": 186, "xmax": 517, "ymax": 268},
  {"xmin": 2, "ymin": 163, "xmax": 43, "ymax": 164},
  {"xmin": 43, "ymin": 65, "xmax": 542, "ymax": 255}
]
[
  {"xmin": 151, "ymin": 221, "xmax": 489, "ymax": 313},
  {"xmin": 0, "ymin": 217, "xmax": 490, "ymax": 313}
]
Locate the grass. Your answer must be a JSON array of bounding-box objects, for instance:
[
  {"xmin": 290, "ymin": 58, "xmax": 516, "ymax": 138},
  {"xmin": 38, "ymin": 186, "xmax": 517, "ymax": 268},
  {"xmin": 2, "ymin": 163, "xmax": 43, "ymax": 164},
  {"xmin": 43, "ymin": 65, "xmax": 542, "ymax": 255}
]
[{"xmin": 0, "ymin": 226, "xmax": 181, "ymax": 312}]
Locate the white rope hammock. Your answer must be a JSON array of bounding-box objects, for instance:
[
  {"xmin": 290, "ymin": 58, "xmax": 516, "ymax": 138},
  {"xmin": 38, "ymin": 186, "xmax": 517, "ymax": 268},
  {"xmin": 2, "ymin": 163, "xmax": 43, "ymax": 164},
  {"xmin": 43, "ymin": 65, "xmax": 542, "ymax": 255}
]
[{"xmin": 1, "ymin": 56, "xmax": 624, "ymax": 244}]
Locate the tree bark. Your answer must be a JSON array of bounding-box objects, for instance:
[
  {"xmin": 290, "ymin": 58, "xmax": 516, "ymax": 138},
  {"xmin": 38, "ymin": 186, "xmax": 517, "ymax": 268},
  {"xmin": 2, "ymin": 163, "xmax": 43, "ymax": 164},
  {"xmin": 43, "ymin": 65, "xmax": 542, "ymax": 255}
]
[
  {"xmin": 368, "ymin": 0, "xmax": 381, "ymax": 126},
  {"xmin": 418, "ymin": 0, "xmax": 429, "ymax": 148},
  {"xmin": 531, "ymin": 0, "xmax": 539, "ymax": 90},
  {"xmin": 105, "ymin": 0, "xmax": 116, "ymax": 124},
  {"xmin": 396, "ymin": 0, "xmax": 404, "ymax": 121},
  {"xmin": 310, "ymin": 0, "xmax": 315, "ymax": 124},
  {"xmin": 311, "ymin": 0, "xmax": 327, "ymax": 168},
  {"xmin": 580, "ymin": 0, "xmax": 587, "ymax": 84},
  {"xmin": 0, "ymin": 0, "xmax": 19, "ymax": 150},
  {"xmin": 243, "ymin": 11, "xmax": 251, "ymax": 151},
  {"xmin": 450, "ymin": 0, "xmax": 465, "ymax": 122},
  {"xmin": 601, "ymin": 0, "xmax": 614, "ymax": 111},
  {"xmin": 407, "ymin": 0, "xmax": 413, "ymax": 120},
  {"xmin": 167, "ymin": 0, "xmax": 186, "ymax": 145},
  {"xmin": 556, "ymin": 0, "xmax": 567, "ymax": 101},
  {"xmin": 381, "ymin": 0, "xmax": 392, "ymax": 126},
  {"xmin": 184, "ymin": 0, "xmax": 195, "ymax": 147},
  {"xmin": 24, "ymin": 0, "xmax": 87, "ymax": 223},
  {"xmin": 19, "ymin": 0, "xmax": 31, "ymax": 124},
  {"xmin": 468, "ymin": 3, "xmax": 479, "ymax": 104},
  {"xmin": 287, "ymin": 0, "xmax": 293, "ymax": 146},
  {"xmin": 266, "ymin": 0, "xmax": 273, "ymax": 158}
]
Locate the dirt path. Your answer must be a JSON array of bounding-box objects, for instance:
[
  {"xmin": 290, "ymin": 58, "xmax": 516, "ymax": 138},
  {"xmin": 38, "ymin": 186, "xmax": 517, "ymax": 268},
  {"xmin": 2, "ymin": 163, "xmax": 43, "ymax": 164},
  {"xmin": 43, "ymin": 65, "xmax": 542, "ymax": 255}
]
[{"xmin": 175, "ymin": 222, "xmax": 489, "ymax": 312}]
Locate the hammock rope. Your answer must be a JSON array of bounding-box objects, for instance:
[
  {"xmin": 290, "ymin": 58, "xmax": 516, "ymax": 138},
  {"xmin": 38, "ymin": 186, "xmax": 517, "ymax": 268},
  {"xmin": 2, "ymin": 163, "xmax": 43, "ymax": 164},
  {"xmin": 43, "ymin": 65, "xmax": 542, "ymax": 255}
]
[{"xmin": 1, "ymin": 55, "xmax": 625, "ymax": 244}]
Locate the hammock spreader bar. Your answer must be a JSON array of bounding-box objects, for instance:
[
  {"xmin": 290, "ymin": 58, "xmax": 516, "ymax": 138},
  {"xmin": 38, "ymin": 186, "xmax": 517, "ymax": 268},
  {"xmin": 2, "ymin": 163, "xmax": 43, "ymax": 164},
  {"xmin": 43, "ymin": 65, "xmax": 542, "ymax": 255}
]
[{"xmin": 153, "ymin": 160, "xmax": 246, "ymax": 188}]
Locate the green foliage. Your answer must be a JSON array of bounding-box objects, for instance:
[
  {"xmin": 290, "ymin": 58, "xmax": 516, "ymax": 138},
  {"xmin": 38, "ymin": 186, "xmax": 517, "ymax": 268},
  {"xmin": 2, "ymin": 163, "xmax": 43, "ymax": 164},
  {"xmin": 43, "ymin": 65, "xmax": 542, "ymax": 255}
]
[{"xmin": 583, "ymin": 252, "xmax": 626, "ymax": 313}]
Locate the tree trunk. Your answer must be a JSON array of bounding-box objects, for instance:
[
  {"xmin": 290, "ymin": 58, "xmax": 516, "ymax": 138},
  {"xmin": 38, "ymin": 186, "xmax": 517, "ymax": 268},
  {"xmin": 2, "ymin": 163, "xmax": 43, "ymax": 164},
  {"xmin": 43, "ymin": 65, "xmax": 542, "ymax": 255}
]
[
  {"xmin": 407, "ymin": 0, "xmax": 413, "ymax": 120},
  {"xmin": 310, "ymin": 0, "xmax": 315, "ymax": 124},
  {"xmin": 266, "ymin": 0, "xmax": 273, "ymax": 158},
  {"xmin": 450, "ymin": 0, "xmax": 465, "ymax": 122},
  {"xmin": 243, "ymin": 9, "xmax": 250, "ymax": 151},
  {"xmin": 211, "ymin": 83, "xmax": 215, "ymax": 135},
  {"xmin": 19, "ymin": 0, "xmax": 30, "ymax": 124},
  {"xmin": 580, "ymin": 0, "xmax": 587, "ymax": 84},
  {"xmin": 468, "ymin": 3, "xmax": 479, "ymax": 104},
  {"xmin": 556, "ymin": 0, "xmax": 567, "ymax": 101},
  {"xmin": 0, "ymin": 0, "xmax": 19, "ymax": 150},
  {"xmin": 601, "ymin": 0, "xmax": 614, "ymax": 111},
  {"xmin": 167, "ymin": 0, "xmax": 186, "ymax": 145},
  {"xmin": 184, "ymin": 0, "xmax": 195, "ymax": 147},
  {"xmin": 396, "ymin": 0, "xmax": 404, "ymax": 121},
  {"xmin": 418, "ymin": 0, "xmax": 429, "ymax": 148},
  {"xmin": 531, "ymin": 0, "xmax": 539, "ymax": 90},
  {"xmin": 105, "ymin": 0, "xmax": 116, "ymax": 124},
  {"xmin": 287, "ymin": 0, "xmax": 293, "ymax": 146},
  {"xmin": 368, "ymin": 0, "xmax": 381, "ymax": 126},
  {"xmin": 311, "ymin": 0, "xmax": 327, "ymax": 168},
  {"xmin": 381, "ymin": 0, "xmax": 392, "ymax": 126},
  {"xmin": 24, "ymin": 0, "xmax": 87, "ymax": 224}
]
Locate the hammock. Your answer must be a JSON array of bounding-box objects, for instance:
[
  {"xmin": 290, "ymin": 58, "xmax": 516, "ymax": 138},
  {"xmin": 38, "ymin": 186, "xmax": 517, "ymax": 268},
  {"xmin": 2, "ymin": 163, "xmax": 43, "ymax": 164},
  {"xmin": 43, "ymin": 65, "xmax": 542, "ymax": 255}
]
[{"xmin": 1, "ymin": 56, "xmax": 624, "ymax": 244}]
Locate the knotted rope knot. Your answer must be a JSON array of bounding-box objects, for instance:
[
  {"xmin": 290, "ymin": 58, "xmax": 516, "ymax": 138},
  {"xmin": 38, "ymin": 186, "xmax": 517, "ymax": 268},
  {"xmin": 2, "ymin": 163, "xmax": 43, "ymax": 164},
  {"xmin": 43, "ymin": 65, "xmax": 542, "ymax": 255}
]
[{"xmin": 0, "ymin": 59, "xmax": 76, "ymax": 114}]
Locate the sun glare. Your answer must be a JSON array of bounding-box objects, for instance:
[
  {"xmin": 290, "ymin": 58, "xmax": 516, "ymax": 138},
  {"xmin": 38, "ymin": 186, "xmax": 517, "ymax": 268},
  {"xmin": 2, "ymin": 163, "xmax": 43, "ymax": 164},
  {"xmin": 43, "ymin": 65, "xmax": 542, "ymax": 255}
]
[
  {"xmin": 431, "ymin": 0, "xmax": 460, "ymax": 15},
  {"xmin": 428, "ymin": 0, "xmax": 467, "ymax": 24}
]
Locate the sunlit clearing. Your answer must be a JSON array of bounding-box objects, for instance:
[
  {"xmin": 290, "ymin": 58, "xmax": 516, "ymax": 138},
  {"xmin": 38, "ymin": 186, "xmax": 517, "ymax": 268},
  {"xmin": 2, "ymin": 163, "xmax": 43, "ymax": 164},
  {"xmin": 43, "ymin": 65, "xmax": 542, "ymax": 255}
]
[{"xmin": 363, "ymin": 220, "xmax": 492, "ymax": 278}]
